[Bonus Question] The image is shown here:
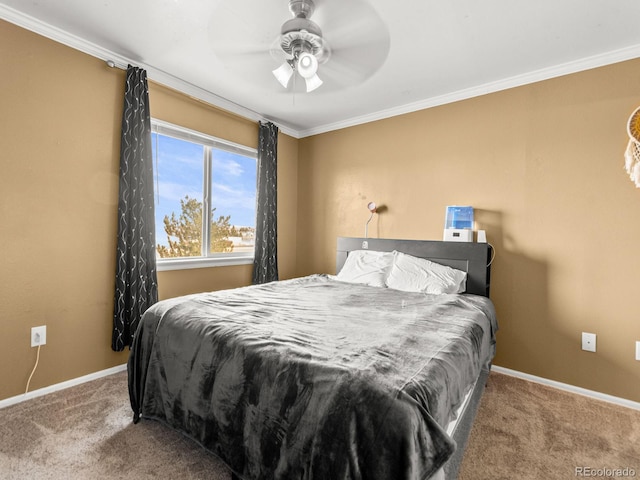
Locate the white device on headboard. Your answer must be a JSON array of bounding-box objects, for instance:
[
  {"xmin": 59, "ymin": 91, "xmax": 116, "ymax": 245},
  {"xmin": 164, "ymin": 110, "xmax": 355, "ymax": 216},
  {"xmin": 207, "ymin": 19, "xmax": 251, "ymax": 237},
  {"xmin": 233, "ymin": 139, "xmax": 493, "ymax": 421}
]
[
  {"xmin": 443, "ymin": 206, "xmax": 474, "ymax": 242},
  {"xmin": 444, "ymin": 229, "xmax": 474, "ymax": 242}
]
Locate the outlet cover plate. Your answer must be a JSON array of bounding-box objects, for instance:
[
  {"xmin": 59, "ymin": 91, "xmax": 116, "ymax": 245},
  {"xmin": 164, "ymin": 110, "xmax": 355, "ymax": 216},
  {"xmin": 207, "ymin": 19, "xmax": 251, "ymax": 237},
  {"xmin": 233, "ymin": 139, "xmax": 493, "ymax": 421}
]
[
  {"xmin": 31, "ymin": 325, "xmax": 47, "ymax": 347},
  {"xmin": 636, "ymin": 341, "xmax": 640, "ymax": 361},
  {"xmin": 582, "ymin": 332, "xmax": 596, "ymax": 352}
]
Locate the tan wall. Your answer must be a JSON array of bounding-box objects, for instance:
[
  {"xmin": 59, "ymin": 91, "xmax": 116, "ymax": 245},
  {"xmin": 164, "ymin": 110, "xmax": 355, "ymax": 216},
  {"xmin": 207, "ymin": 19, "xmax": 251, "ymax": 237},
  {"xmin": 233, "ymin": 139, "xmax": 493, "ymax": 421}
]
[
  {"xmin": 297, "ymin": 59, "xmax": 640, "ymax": 402},
  {"xmin": 2, "ymin": 16, "xmax": 639, "ymax": 405},
  {"xmin": 0, "ymin": 20, "xmax": 297, "ymax": 401}
]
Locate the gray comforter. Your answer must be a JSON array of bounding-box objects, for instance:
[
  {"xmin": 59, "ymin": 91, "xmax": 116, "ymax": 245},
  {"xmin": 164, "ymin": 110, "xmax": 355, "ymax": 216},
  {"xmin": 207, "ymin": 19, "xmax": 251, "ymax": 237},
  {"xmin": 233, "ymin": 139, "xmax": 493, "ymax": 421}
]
[{"xmin": 128, "ymin": 275, "xmax": 497, "ymax": 480}]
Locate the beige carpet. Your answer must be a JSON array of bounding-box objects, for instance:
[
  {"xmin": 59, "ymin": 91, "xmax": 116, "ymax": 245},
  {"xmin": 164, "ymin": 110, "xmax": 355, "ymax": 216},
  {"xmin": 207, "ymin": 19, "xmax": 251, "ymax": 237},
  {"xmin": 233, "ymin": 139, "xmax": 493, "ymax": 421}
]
[
  {"xmin": 459, "ymin": 373, "xmax": 640, "ymax": 480},
  {"xmin": 0, "ymin": 370, "xmax": 638, "ymax": 479},
  {"xmin": 0, "ymin": 372, "xmax": 231, "ymax": 480}
]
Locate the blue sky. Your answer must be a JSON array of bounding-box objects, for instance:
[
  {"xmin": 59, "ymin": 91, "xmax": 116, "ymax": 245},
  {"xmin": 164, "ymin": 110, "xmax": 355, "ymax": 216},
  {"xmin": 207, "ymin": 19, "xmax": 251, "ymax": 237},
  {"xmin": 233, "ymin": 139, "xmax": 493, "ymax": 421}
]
[{"xmin": 152, "ymin": 133, "xmax": 257, "ymax": 246}]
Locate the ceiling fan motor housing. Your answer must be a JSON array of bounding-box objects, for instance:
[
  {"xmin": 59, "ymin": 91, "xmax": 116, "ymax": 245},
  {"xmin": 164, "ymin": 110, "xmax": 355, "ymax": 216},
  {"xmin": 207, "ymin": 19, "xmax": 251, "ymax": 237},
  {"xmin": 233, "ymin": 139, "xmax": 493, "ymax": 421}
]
[
  {"xmin": 280, "ymin": 0, "xmax": 324, "ymax": 58},
  {"xmin": 289, "ymin": 0, "xmax": 315, "ymax": 18},
  {"xmin": 280, "ymin": 27, "xmax": 323, "ymax": 57}
]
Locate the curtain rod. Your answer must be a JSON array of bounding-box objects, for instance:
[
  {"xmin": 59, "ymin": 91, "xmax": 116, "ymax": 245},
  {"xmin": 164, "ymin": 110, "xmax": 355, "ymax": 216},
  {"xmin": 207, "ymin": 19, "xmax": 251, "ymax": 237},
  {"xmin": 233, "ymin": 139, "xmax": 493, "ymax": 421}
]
[
  {"xmin": 106, "ymin": 59, "xmax": 128, "ymax": 70},
  {"xmin": 104, "ymin": 59, "xmax": 288, "ymax": 134}
]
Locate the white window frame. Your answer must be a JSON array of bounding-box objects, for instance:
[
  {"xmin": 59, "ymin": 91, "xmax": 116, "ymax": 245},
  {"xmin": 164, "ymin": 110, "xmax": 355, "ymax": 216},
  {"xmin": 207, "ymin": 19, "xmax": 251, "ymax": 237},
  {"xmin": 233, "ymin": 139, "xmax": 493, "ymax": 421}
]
[{"xmin": 152, "ymin": 119, "xmax": 258, "ymax": 271}]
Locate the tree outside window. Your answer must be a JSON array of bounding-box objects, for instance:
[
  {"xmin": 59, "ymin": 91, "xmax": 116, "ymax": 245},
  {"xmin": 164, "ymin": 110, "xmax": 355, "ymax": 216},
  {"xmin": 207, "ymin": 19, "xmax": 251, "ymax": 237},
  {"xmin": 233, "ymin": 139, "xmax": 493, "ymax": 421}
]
[{"xmin": 152, "ymin": 121, "xmax": 257, "ymax": 265}]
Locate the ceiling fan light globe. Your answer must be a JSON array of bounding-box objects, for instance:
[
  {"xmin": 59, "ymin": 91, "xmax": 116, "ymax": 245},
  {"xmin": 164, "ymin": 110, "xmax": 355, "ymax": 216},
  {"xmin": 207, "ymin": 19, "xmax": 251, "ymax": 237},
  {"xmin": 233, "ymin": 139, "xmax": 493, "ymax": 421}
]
[
  {"xmin": 273, "ymin": 62, "xmax": 294, "ymax": 88},
  {"xmin": 297, "ymin": 52, "xmax": 318, "ymax": 78},
  {"xmin": 305, "ymin": 73, "xmax": 323, "ymax": 92}
]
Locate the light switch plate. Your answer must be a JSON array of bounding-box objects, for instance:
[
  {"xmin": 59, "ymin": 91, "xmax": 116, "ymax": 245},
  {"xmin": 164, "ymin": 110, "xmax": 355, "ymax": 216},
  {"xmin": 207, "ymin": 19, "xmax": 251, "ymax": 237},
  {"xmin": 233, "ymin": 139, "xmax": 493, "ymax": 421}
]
[
  {"xmin": 636, "ymin": 341, "xmax": 640, "ymax": 361},
  {"xmin": 582, "ymin": 332, "xmax": 596, "ymax": 352}
]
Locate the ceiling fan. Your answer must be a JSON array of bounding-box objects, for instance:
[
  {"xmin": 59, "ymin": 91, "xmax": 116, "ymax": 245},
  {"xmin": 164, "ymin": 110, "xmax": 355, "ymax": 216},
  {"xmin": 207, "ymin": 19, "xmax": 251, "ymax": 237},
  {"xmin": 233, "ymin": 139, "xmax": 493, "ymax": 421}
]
[
  {"xmin": 208, "ymin": 0, "xmax": 390, "ymax": 95},
  {"xmin": 271, "ymin": 0, "xmax": 330, "ymax": 92}
]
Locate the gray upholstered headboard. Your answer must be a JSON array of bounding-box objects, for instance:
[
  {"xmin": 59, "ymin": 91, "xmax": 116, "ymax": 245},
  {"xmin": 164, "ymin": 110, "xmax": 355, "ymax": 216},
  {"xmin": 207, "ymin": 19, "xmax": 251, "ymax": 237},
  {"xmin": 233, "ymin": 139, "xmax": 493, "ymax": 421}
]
[{"xmin": 336, "ymin": 237, "xmax": 493, "ymax": 297}]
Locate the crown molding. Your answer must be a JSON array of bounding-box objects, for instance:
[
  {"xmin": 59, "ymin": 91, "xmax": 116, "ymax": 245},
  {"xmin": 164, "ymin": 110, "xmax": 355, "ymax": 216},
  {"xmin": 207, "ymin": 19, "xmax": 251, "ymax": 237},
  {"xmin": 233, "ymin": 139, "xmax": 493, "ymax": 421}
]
[
  {"xmin": 297, "ymin": 43, "xmax": 640, "ymax": 138},
  {"xmin": 3, "ymin": 3, "xmax": 640, "ymax": 140},
  {"xmin": 0, "ymin": 4, "xmax": 300, "ymax": 138}
]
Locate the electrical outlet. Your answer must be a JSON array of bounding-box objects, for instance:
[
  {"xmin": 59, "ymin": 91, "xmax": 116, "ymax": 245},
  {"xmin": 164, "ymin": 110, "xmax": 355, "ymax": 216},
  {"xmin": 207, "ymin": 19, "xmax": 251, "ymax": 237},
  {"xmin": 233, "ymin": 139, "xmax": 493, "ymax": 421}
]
[
  {"xmin": 31, "ymin": 326, "xmax": 46, "ymax": 347},
  {"xmin": 636, "ymin": 341, "xmax": 640, "ymax": 361},
  {"xmin": 581, "ymin": 332, "xmax": 596, "ymax": 352}
]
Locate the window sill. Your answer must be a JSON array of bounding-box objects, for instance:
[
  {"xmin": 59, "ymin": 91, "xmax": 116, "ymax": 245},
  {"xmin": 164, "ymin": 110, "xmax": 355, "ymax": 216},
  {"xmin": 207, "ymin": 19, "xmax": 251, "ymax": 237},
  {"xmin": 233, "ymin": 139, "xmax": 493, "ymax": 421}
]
[{"xmin": 156, "ymin": 255, "xmax": 254, "ymax": 272}]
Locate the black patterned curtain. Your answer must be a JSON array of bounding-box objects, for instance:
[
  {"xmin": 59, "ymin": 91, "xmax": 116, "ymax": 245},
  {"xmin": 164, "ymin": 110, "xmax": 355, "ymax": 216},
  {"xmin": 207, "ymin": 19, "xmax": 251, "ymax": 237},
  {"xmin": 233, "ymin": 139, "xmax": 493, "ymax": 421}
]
[
  {"xmin": 112, "ymin": 66, "xmax": 158, "ymax": 351},
  {"xmin": 252, "ymin": 121, "xmax": 279, "ymax": 284}
]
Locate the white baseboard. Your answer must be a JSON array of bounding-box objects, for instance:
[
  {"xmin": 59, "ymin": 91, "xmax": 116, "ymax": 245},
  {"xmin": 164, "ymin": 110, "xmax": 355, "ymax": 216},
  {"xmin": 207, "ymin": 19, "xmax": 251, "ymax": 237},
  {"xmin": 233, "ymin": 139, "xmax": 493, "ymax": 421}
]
[
  {"xmin": 2, "ymin": 363, "xmax": 638, "ymax": 412},
  {"xmin": 0, "ymin": 363, "xmax": 127, "ymax": 410},
  {"xmin": 492, "ymin": 365, "xmax": 640, "ymax": 411}
]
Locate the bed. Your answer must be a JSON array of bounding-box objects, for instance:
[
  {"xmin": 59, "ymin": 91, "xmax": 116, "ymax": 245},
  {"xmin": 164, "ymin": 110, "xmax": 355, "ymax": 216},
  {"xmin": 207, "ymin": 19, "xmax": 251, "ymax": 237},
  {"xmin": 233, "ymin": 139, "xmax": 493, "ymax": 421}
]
[{"xmin": 128, "ymin": 237, "xmax": 497, "ymax": 480}]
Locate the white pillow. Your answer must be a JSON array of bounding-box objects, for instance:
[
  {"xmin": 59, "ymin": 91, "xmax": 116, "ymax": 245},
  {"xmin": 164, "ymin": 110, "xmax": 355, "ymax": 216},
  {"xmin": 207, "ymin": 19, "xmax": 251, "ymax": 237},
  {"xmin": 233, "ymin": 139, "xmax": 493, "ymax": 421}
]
[
  {"xmin": 336, "ymin": 250, "xmax": 394, "ymax": 287},
  {"xmin": 386, "ymin": 251, "xmax": 467, "ymax": 294}
]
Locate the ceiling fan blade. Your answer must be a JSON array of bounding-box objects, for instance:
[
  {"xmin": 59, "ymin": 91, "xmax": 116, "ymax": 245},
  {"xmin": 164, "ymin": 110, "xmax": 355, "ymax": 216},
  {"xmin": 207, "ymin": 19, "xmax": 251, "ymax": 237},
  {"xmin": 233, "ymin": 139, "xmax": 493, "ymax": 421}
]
[
  {"xmin": 313, "ymin": 0, "xmax": 391, "ymax": 85},
  {"xmin": 212, "ymin": 37, "xmax": 286, "ymax": 62},
  {"xmin": 323, "ymin": 38, "xmax": 390, "ymax": 80},
  {"xmin": 208, "ymin": 1, "xmax": 286, "ymax": 59},
  {"xmin": 314, "ymin": 0, "xmax": 389, "ymax": 46}
]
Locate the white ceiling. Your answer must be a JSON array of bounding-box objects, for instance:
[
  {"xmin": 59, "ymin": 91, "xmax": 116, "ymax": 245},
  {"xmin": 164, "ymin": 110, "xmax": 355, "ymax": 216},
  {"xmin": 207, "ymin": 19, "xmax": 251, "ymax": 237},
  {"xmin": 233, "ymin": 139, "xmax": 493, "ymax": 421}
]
[{"xmin": 3, "ymin": 0, "xmax": 640, "ymax": 138}]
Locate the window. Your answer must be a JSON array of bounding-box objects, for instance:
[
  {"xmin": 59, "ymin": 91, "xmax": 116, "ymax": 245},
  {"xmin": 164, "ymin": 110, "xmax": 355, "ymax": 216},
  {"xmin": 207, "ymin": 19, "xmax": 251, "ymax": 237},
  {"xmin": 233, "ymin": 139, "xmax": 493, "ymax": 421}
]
[{"xmin": 151, "ymin": 119, "xmax": 257, "ymax": 270}]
